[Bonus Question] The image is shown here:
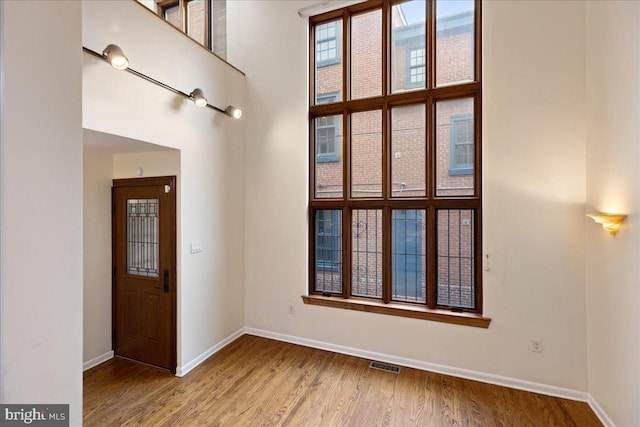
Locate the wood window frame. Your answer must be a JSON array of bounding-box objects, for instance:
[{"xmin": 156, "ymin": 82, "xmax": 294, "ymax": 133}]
[
  {"xmin": 305, "ymin": 0, "xmax": 490, "ymax": 328},
  {"xmin": 157, "ymin": 0, "xmax": 212, "ymax": 49}
]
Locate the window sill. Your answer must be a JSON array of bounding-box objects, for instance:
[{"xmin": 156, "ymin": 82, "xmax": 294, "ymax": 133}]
[
  {"xmin": 317, "ymin": 155, "xmax": 340, "ymax": 163},
  {"xmin": 448, "ymin": 167, "xmax": 473, "ymax": 176},
  {"xmin": 301, "ymin": 295, "xmax": 491, "ymax": 329},
  {"xmin": 317, "ymin": 58, "xmax": 341, "ymax": 68}
]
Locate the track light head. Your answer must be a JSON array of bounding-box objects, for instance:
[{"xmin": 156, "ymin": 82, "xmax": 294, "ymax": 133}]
[
  {"xmin": 189, "ymin": 88, "xmax": 208, "ymax": 107},
  {"xmin": 225, "ymin": 106, "xmax": 242, "ymax": 119},
  {"xmin": 102, "ymin": 44, "xmax": 129, "ymax": 70}
]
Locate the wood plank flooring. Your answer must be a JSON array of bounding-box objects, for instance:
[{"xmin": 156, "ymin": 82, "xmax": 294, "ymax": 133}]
[{"xmin": 84, "ymin": 334, "xmax": 602, "ymax": 426}]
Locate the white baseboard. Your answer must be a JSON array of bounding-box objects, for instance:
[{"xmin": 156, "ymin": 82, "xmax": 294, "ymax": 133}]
[
  {"xmin": 176, "ymin": 328, "xmax": 245, "ymax": 377},
  {"xmin": 83, "ymin": 351, "xmax": 114, "ymax": 371},
  {"xmin": 244, "ymin": 328, "xmax": 614, "ymax": 426},
  {"xmin": 587, "ymin": 395, "xmax": 615, "ymax": 427}
]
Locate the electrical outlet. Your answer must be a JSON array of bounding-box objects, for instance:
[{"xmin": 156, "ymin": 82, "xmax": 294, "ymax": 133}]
[
  {"xmin": 190, "ymin": 241, "xmax": 204, "ymax": 254},
  {"xmin": 531, "ymin": 339, "xmax": 543, "ymax": 353},
  {"xmin": 288, "ymin": 304, "xmax": 295, "ymax": 315}
]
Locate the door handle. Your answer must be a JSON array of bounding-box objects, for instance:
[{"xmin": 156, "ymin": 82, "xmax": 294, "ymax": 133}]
[{"xmin": 163, "ymin": 270, "xmax": 169, "ymax": 293}]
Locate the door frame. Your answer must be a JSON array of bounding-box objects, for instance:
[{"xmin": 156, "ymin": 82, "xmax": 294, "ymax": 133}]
[{"xmin": 112, "ymin": 176, "xmax": 177, "ymax": 373}]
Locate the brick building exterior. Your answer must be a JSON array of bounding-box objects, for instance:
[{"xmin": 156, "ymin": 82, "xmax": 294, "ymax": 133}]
[{"xmin": 313, "ymin": 3, "xmax": 476, "ymax": 308}]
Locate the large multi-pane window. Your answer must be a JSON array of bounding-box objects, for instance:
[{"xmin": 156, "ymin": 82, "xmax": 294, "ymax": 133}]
[{"xmin": 308, "ymin": 0, "xmax": 482, "ymax": 316}]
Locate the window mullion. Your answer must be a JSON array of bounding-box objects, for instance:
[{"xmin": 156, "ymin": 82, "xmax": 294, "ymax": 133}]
[
  {"xmin": 180, "ymin": 0, "xmax": 188, "ymax": 33},
  {"xmin": 343, "ymin": 109, "xmax": 351, "ymax": 298},
  {"xmin": 475, "ymin": 0, "xmax": 483, "ymax": 84},
  {"xmin": 426, "ymin": 96, "xmax": 434, "ymax": 200},
  {"xmin": 474, "ymin": 209, "xmax": 482, "ymax": 311},
  {"xmin": 474, "ymin": 94, "xmax": 481, "ymax": 198},
  {"xmin": 382, "ymin": 0, "xmax": 389, "ymax": 97},
  {"xmin": 342, "ymin": 10, "xmax": 349, "ymax": 102},
  {"xmin": 426, "ymin": 205, "xmax": 437, "ymax": 309},
  {"xmin": 205, "ymin": 0, "xmax": 211, "ymax": 49},
  {"xmin": 343, "ymin": 207, "xmax": 352, "ymax": 298},
  {"xmin": 426, "ymin": 0, "xmax": 435, "ymax": 90},
  {"xmin": 425, "ymin": 0, "xmax": 435, "ymax": 308},
  {"xmin": 382, "ymin": 104, "xmax": 390, "ymax": 201},
  {"xmin": 382, "ymin": 206, "xmax": 392, "ymax": 303}
]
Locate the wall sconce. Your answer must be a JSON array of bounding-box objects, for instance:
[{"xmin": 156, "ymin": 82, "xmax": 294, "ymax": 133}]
[
  {"xmin": 84, "ymin": 45, "xmax": 242, "ymax": 119},
  {"xmin": 586, "ymin": 213, "xmax": 627, "ymax": 235},
  {"xmin": 189, "ymin": 88, "xmax": 208, "ymax": 107},
  {"xmin": 102, "ymin": 44, "xmax": 129, "ymax": 70}
]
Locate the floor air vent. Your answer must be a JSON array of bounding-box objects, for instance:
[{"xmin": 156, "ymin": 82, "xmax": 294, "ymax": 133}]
[{"xmin": 369, "ymin": 361, "xmax": 400, "ymax": 374}]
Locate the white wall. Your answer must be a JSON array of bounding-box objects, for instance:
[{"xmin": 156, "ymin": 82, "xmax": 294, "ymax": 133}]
[
  {"xmin": 83, "ymin": 150, "xmax": 114, "ymax": 363},
  {"xmin": 83, "ymin": 1, "xmax": 245, "ymax": 370},
  {"xmin": 1, "ymin": 1, "xmax": 83, "ymax": 424},
  {"xmin": 585, "ymin": 2, "xmax": 640, "ymax": 426},
  {"xmin": 113, "ymin": 150, "xmax": 181, "ymax": 179},
  {"xmin": 228, "ymin": 0, "xmax": 588, "ymax": 391}
]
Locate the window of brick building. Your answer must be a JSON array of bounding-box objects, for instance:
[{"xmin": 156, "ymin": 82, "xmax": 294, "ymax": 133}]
[
  {"xmin": 316, "ymin": 93, "xmax": 340, "ymax": 163},
  {"xmin": 316, "ymin": 116, "xmax": 340, "ymax": 162},
  {"xmin": 449, "ymin": 115, "xmax": 474, "ymax": 175},
  {"xmin": 406, "ymin": 47, "xmax": 426, "ymax": 88},
  {"xmin": 316, "ymin": 21, "xmax": 341, "ymax": 67},
  {"xmin": 306, "ymin": 0, "xmax": 486, "ymax": 326}
]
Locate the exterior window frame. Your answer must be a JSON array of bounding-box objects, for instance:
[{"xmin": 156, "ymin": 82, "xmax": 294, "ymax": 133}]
[{"xmin": 306, "ymin": 0, "xmax": 486, "ymax": 326}]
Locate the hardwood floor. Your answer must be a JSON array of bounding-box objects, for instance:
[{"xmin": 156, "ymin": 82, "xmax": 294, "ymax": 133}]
[{"xmin": 84, "ymin": 335, "xmax": 602, "ymax": 426}]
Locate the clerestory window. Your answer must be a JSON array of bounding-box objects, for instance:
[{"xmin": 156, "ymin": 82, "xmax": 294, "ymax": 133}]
[{"xmin": 148, "ymin": 0, "xmax": 227, "ymax": 58}]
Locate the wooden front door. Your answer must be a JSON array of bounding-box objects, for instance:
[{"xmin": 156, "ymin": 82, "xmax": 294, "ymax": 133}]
[{"xmin": 112, "ymin": 177, "xmax": 176, "ymax": 372}]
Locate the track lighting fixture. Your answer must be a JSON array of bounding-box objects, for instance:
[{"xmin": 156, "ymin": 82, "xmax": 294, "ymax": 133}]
[
  {"xmin": 189, "ymin": 88, "xmax": 208, "ymax": 107},
  {"xmin": 85, "ymin": 45, "xmax": 242, "ymax": 119},
  {"xmin": 102, "ymin": 44, "xmax": 129, "ymax": 70},
  {"xmin": 225, "ymin": 106, "xmax": 242, "ymax": 120}
]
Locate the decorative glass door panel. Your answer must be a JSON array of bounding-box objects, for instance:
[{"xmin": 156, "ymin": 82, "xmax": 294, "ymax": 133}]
[{"xmin": 127, "ymin": 199, "xmax": 159, "ymax": 277}]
